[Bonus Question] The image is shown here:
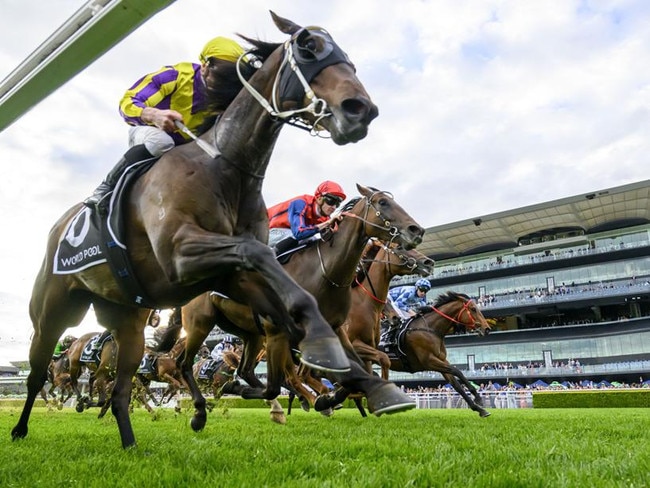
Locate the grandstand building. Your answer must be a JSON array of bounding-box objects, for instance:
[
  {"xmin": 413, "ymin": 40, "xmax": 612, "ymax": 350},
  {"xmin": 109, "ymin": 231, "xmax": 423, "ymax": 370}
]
[{"xmin": 389, "ymin": 179, "xmax": 650, "ymax": 388}]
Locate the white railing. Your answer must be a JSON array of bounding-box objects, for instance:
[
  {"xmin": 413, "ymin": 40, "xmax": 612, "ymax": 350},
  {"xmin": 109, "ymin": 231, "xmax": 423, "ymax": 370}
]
[{"xmin": 408, "ymin": 390, "xmax": 533, "ymax": 409}]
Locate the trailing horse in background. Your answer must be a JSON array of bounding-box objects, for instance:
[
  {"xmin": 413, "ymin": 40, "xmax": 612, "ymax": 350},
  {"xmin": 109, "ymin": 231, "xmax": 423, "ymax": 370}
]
[
  {"xmin": 344, "ymin": 241, "xmax": 434, "ymax": 378},
  {"xmin": 13, "ymin": 12, "xmax": 379, "ymax": 448},
  {"xmin": 193, "ymin": 349, "xmax": 241, "ymax": 403},
  {"xmin": 383, "ymin": 292, "xmax": 493, "ymax": 417},
  {"xmin": 182, "ymin": 185, "xmax": 425, "ymax": 423},
  {"xmin": 39, "ymin": 355, "xmax": 75, "ymax": 410},
  {"xmin": 66, "ymin": 332, "xmax": 118, "ymax": 414}
]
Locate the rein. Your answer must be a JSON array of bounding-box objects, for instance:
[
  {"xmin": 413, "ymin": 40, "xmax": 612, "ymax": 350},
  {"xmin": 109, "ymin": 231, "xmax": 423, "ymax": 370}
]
[
  {"xmin": 430, "ymin": 299, "xmax": 477, "ymax": 330},
  {"xmin": 354, "ymin": 275, "xmax": 386, "ymax": 304},
  {"xmin": 354, "ymin": 242, "xmax": 418, "ymax": 304}
]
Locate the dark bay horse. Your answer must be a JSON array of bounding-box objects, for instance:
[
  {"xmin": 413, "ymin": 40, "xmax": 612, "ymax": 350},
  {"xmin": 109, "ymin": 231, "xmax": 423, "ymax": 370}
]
[
  {"xmin": 182, "ymin": 185, "xmax": 425, "ymax": 422},
  {"xmin": 385, "ymin": 292, "xmax": 492, "ymax": 417},
  {"xmin": 13, "ymin": 12, "xmax": 379, "ymax": 448}
]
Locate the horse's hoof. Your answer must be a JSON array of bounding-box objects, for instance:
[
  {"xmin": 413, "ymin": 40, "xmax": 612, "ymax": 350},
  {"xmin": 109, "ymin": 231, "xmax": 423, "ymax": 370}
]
[
  {"xmin": 75, "ymin": 403, "xmax": 84, "ymax": 413},
  {"xmin": 270, "ymin": 412, "xmax": 287, "ymax": 425},
  {"xmin": 11, "ymin": 426, "xmax": 27, "ymax": 440},
  {"xmin": 366, "ymin": 383, "xmax": 415, "ymax": 416},
  {"xmin": 314, "ymin": 393, "xmax": 334, "ymax": 412},
  {"xmin": 190, "ymin": 414, "xmax": 206, "ymax": 432},
  {"xmin": 479, "ymin": 410, "xmax": 491, "ymax": 418},
  {"xmin": 298, "ymin": 337, "xmax": 350, "ymax": 373},
  {"xmin": 319, "ymin": 408, "xmax": 334, "ymax": 417}
]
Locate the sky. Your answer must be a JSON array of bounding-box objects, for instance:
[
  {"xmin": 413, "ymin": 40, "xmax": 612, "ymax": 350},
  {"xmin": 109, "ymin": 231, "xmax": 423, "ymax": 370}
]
[{"xmin": 1, "ymin": 0, "xmax": 649, "ymax": 365}]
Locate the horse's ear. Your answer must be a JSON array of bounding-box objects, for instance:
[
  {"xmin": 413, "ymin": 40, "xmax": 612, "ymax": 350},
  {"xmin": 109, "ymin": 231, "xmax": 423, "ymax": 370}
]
[
  {"xmin": 356, "ymin": 183, "xmax": 371, "ymax": 197},
  {"xmin": 270, "ymin": 11, "xmax": 302, "ymax": 35}
]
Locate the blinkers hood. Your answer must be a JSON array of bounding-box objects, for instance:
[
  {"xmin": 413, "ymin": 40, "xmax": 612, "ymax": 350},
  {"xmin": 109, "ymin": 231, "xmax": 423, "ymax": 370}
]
[{"xmin": 279, "ymin": 27, "xmax": 354, "ymax": 104}]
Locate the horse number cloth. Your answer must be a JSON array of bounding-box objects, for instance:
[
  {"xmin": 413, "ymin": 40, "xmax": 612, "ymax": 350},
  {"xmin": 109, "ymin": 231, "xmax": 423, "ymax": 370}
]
[{"xmin": 53, "ymin": 207, "xmax": 106, "ymax": 274}]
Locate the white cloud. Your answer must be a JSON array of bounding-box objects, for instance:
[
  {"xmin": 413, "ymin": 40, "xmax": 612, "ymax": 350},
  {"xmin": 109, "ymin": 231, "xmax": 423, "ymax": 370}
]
[{"xmin": 2, "ymin": 0, "xmax": 650, "ymax": 363}]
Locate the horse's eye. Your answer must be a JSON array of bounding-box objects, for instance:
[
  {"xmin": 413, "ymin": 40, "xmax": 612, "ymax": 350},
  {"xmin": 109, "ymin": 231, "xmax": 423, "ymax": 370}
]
[{"xmin": 305, "ymin": 38, "xmax": 317, "ymax": 51}]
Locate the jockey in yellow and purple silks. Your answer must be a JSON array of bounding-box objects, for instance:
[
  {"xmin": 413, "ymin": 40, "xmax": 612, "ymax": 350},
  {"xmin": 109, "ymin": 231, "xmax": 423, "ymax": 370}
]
[
  {"xmin": 267, "ymin": 180, "xmax": 347, "ymax": 249},
  {"xmin": 84, "ymin": 37, "xmax": 255, "ymax": 209}
]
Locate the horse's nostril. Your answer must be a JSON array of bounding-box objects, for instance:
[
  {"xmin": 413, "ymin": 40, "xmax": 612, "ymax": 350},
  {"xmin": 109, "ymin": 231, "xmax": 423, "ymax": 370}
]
[{"xmin": 341, "ymin": 98, "xmax": 377, "ymax": 124}]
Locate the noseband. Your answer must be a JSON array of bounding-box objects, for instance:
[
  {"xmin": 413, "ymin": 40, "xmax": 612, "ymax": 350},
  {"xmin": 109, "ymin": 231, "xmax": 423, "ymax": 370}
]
[
  {"xmin": 236, "ymin": 27, "xmax": 353, "ymax": 134},
  {"xmin": 340, "ymin": 191, "xmax": 401, "ymax": 245}
]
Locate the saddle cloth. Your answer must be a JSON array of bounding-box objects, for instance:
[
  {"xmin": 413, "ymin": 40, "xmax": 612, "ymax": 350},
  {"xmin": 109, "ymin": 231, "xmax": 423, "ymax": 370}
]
[
  {"xmin": 52, "ymin": 159, "xmax": 157, "ymax": 307},
  {"xmin": 198, "ymin": 358, "xmax": 223, "ymax": 380}
]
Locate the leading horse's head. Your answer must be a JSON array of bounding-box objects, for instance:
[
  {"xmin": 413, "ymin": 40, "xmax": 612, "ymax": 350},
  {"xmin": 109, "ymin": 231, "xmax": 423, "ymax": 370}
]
[
  {"xmin": 431, "ymin": 291, "xmax": 492, "ymax": 337},
  {"xmin": 239, "ymin": 11, "xmax": 378, "ymax": 145},
  {"xmin": 343, "ymin": 184, "xmax": 425, "ymax": 250}
]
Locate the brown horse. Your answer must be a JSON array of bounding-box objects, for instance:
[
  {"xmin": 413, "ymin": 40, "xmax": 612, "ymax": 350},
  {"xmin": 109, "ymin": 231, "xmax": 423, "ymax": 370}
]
[
  {"xmin": 382, "ymin": 292, "xmax": 492, "ymax": 417},
  {"xmin": 135, "ymin": 336, "xmax": 188, "ymax": 408},
  {"xmin": 181, "ymin": 186, "xmax": 425, "ymax": 422},
  {"xmin": 192, "ymin": 350, "xmax": 241, "ymax": 401},
  {"xmin": 13, "ymin": 12, "xmax": 379, "ymax": 448},
  {"xmin": 343, "ymin": 240, "xmax": 434, "ymax": 378},
  {"xmin": 66, "ymin": 332, "xmax": 118, "ymax": 414},
  {"xmin": 40, "ymin": 354, "xmax": 75, "ymax": 410},
  {"xmin": 289, "ymin": 240, "xmax": 434, "ymax": 413}
]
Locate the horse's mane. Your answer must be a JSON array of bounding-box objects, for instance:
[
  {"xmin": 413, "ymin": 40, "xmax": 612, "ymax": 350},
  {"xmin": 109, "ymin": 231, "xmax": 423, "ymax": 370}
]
[
  {"xmin": 340, "ymin": 197, "xmax": 361, "ymax": 212},
  {"xmin": 195, "ymin": 35, "xmax": 276, "ymax": 136},
  {"xmin": 433, "ymin": 291, "xmax": 470, "ymax": 308}
]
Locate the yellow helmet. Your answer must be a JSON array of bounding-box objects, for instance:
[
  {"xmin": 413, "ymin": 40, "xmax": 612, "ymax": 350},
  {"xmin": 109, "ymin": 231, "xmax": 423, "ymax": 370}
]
[{"xmin": 199, "ymin": 37, "xmax": 245, "ymax": 64}]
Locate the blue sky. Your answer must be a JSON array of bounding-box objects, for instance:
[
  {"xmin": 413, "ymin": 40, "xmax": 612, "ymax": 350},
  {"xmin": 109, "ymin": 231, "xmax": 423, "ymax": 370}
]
[{"xmin": 1, "ymin": 0, "xmax": 649, "ymax": 363}]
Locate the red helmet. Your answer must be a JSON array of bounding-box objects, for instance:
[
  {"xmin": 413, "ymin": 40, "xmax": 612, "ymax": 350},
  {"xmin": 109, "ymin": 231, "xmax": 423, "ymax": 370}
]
[{"xmin": 315, "ymin": 180, "xmax": 346, "ymax": 200}]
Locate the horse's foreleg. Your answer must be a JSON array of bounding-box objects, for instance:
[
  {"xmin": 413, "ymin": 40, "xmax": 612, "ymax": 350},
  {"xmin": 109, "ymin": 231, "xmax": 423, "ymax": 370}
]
[{"xmin": 174, "ymin": 236, "xmax": 349, "ymax": 372}]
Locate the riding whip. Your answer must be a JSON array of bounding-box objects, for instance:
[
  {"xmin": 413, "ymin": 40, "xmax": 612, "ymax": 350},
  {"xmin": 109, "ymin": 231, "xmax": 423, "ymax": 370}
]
[{"xmin": 173, "ymin": 120, "xmax": 219, "ymax": 158}]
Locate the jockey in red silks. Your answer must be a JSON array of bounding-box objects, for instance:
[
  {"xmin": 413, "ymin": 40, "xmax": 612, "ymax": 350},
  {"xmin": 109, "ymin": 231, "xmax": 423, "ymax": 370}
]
[{"xmin": 267, "ymin": 180, "xmax": 346, "ymax": 249}]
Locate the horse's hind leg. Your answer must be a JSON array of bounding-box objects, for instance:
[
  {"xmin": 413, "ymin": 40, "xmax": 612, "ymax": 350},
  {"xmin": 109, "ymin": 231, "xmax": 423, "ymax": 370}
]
[
  {"xmin": 12, "ymin": 275, "xmax": 90, "ymax": 441},
  {"xmin": 443, "ymin": 370, "xmax": 490, "ymax": 418}
]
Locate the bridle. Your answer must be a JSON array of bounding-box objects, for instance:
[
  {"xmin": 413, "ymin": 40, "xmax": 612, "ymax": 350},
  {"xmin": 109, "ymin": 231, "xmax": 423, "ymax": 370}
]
[
  {"xmin": 236, "ymin": 26, "xmax": 353, "ymax": 136},
  {"xmin": 316, "ymin": 192, "xmax": 406, "ymax": 288},
  {"xmin": 354, "ymin": 241, "xmax": 421, "ymax": 303},
  {"xmin": 431, "ymin": 298, "xmax": 478, "ymax": 330}
]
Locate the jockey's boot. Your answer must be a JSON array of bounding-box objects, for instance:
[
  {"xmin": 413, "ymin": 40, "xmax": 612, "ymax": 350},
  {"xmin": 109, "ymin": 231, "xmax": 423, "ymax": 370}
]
[
  {"xmin": 273, "ymin": 236, "xmax": 299, "ymax": 256},
  {"xmin": 84, "ymin": 144, "xmax": 154, "ymax": 210}
]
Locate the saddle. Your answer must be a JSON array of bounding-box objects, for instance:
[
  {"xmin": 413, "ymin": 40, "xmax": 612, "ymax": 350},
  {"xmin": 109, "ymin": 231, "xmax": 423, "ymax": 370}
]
[{"xmin": 273, "ymin": 236, "xmax": 308, "ymax": 264}]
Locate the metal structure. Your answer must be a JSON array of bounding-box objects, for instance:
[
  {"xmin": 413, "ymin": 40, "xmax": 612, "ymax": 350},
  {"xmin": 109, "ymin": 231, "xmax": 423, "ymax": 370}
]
[
  {"xmin": 0, "ymin": 0, "xmax": 175, "ymax": 132},
  {"xmin": 418, "ymin": 179, "xmax": 650, "ymax": 259}
]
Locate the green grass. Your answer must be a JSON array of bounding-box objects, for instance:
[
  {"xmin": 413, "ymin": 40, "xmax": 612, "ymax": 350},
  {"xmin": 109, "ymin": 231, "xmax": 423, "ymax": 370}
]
[{"xmin": 1, "ymin": 406, "xmax": 649, "ymax": 488}]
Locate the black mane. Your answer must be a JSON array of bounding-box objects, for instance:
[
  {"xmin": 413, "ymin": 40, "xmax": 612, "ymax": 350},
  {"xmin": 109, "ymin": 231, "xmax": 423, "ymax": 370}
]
[
  {"xmin": 433, "ymin": 291, "xmax": 470, "ymax": 308},
  {"xmin": 195, "ymin": 36, "xmax": 277, "ymax": 136}
]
